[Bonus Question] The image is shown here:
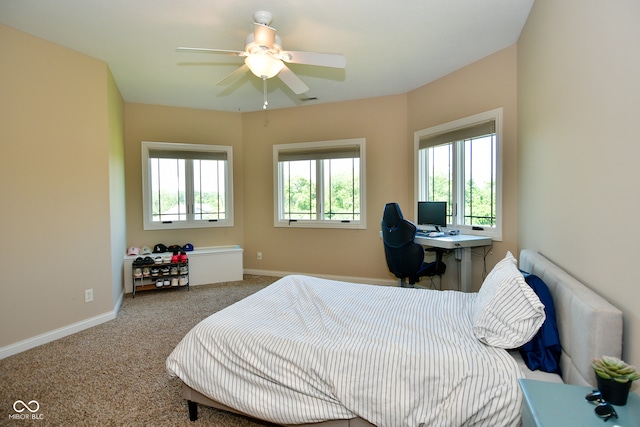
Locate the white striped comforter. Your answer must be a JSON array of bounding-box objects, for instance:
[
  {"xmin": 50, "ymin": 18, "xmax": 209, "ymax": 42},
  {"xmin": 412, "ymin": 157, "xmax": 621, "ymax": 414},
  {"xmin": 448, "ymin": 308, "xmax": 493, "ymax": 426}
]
[{"xmin": 166, "ymin": 275, "xmax": 524, "ymax": 426}]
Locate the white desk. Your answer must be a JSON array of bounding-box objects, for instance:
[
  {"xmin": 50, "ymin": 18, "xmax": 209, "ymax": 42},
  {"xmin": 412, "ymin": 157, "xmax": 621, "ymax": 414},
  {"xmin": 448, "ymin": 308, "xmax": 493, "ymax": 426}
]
[{"xmin": 414, "ymin": 233, "xmax": 492, "ymax": 292}]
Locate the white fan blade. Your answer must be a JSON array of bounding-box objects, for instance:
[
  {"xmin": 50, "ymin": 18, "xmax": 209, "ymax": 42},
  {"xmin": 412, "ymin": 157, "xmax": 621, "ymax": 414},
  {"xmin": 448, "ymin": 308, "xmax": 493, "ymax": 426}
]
[
  {"xmin": 176, "ymin": 47, "xmax": 246, "ymax": 56},
  {"xmin": 216, "ymin": 64, "xmax": 249, "ymax": 86},
  {"xmin": 216, "ymin": 64, "xmax": 249, "ymax": 85},
  {"xmin": 253, "ymin": 23, "xmax": 277, "ymax": 49},
  {"xmin": 277, "ymin": 64, "xmax": 309, "ymax": 94},
  {"xmin": 280, "ymin": 51, "xmax": 346, "ymax": 68}
]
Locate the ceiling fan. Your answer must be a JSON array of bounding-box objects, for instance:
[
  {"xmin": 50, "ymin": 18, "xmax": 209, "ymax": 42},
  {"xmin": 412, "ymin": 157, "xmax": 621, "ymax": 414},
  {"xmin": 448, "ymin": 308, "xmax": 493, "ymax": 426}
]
[{"xmin": 177, "ymin": 11, "xmax": 346, "ymax": 109}]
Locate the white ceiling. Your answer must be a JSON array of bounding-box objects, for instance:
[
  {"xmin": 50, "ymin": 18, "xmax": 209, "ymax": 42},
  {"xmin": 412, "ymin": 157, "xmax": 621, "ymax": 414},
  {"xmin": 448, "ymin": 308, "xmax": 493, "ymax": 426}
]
[{"xmin": 0, "ymin": 0, "xmax": 534, "ymax": 112}]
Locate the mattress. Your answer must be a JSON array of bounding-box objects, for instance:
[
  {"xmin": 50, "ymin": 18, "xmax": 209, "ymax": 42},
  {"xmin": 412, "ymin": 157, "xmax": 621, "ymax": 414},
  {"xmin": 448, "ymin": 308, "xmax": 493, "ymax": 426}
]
[{"xmin": 166, "ymin": 275, "xmax": 524, "ymax": 427}]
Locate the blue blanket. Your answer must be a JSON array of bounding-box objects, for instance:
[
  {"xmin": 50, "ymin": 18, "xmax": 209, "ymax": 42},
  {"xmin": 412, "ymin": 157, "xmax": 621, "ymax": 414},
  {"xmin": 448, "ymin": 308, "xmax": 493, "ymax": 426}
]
[{"xmin": 519, "ymin": 273, "xmax": 562, "ymax": 375}]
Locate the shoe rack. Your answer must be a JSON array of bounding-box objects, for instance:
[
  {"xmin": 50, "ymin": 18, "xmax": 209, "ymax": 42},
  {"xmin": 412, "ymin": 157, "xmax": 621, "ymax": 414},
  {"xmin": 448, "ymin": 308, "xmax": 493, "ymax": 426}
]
[{"xmin": 131, "ymin": 253, "xmax": 189, "ymax": 297}]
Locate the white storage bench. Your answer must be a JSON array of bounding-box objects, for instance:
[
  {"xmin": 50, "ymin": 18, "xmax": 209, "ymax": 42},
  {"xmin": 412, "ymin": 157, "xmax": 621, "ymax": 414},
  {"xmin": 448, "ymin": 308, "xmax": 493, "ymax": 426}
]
[{"xmin": 123, "ymin": 245, "xmax": 243, "ymax": 294}]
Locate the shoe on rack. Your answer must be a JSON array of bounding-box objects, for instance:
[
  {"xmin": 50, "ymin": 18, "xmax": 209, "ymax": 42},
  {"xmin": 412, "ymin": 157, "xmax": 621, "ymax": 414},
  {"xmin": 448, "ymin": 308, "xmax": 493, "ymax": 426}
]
[
  {"xmin": 179, "ymin": 251, "xmax": 188, "ymax": 263},
  {"xmin": 142, "ymin": 267, "xmax": 150, "ymax": 277},
  {"xmin": 164, "ymin": 278, "xmax": 171, "ymax": 287},
  {"xmin": 151, "ymin": 267, "xmax": 159, "ymax": 277},
  {"xmin": 154, "ymin": 256, "xmax": 162, "ymax": 264},
  {"xmin": 162, "ymin": 254, "xmax": 172, "ymax": 264},
  {"xmin": 143, "ymin": 256, "xmax": 155, "ymax": 265},
  {"xmin": 178, "ymin": 276, "xmax": 186, "ymax": 286},
  {"xmin": 155, "ymin": 279, "xmax": 163, "ymax": 288},
  {"xmin": 171, "ymin": 277, "xmax": 179, "ymax": 287},
  {"xmin": 179, "ymin": 264, "xmax": 188, "ymax": 274},
  {"xmin": 133, "ymin": 268, "xmax": 142, "ymax": 278},
  {"xmin": 170, "ymin": 266, "xmax": 178, "ymax": 275},
  {"xmin": 133, "ymin": 257, "xmax": 144, "ymax": 267}
]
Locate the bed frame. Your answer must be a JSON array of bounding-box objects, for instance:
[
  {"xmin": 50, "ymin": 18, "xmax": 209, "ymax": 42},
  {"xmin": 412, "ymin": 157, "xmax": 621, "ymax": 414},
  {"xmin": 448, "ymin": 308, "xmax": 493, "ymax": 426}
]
[
  {"xmin": 181, "ymin": 249, "xmax": 623, "ymax": 425},
  {"xmin": 182, "ymin": 384, "xmax": 375, "ymax": 427}
]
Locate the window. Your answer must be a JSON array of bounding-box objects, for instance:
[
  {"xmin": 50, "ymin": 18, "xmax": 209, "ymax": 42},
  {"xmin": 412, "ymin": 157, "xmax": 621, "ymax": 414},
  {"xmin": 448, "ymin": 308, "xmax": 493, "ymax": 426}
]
[
  {"xmin": 274, "ymin": 138, "xmax": 366, "ymax": 229},
  {"xmin": 415, "ymin": 108, "xmax": 502, "ymax": 240},
  {"xmin": 141, "ymin": 141, "xmax": 233, "ymax": 230}
]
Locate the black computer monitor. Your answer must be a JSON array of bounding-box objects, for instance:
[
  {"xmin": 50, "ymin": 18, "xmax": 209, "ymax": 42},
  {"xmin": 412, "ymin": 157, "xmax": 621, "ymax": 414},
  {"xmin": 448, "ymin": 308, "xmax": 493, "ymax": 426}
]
[{"xmin": 418, "ymin": 201, "xmax": 447, "ymax": 231}]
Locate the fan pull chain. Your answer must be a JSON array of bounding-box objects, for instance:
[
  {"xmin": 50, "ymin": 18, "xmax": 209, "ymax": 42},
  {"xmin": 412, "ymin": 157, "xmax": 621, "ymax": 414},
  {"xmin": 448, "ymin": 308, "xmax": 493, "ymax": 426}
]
[{"xmin": 262, "ymin": 76, "xmax": 268, "ymax": 110}]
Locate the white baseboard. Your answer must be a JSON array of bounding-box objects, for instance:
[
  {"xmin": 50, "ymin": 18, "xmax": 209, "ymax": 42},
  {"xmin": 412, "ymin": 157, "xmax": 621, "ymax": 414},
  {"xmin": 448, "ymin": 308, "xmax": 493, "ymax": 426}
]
[
  {"xmin": 0, "ymin": 292, "xmax": 124, "ymax": 360},
  {"xmin": 243, "ymin": 269, "xmax": 396, "ymax": 287}
]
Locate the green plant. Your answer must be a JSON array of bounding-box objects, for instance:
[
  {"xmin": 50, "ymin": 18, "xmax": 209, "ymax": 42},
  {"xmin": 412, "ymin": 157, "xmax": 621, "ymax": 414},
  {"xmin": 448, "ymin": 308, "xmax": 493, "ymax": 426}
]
[{"xmin": 592, "ymin": 356, "xmax": 640, "ymax": 383}]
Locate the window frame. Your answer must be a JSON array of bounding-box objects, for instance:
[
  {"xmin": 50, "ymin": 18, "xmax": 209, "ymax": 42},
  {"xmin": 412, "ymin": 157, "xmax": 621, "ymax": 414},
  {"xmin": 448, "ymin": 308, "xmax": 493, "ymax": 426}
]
[
  {"xmin": 414, "ymin": 108, "xmax": 503, "ymax": 240},
  {"xmin": 273, "ymin": 138, "xmax": 366, "ymax": 229},
  {"xmin": 141, "ymin": 141, "xmax": 234, "ymax": 230}
]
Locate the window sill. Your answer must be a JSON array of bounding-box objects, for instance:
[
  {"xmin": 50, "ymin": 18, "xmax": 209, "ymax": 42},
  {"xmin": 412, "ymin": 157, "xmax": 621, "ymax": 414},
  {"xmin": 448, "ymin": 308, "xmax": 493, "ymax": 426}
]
[{"xmin": 274, "ymin": 220, "xmax": 366, "ymax": 230}]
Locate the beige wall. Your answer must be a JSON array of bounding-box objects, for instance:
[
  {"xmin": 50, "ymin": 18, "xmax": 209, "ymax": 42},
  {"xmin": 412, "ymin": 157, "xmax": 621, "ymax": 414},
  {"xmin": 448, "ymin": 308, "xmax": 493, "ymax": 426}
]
[
  {"xmin": 518, "ymin": 0, "xmax": 640, "ymax": 385},
  {"xmin": 0, "ymin": 24, "xmax": 124, "ymax": 349},
  {"xmin": 407, "ymin": 45, "xmax": 519, "ymax": 290},
  {"xmin": 107, "ymin": 71, "xmax": 127, "ymax": 306},
  {"xmin": 124, "ymin": 103, "xmax": 244, "ymax": 249},
  {"xmin": 241, "ymin": 95, "xmax": 408, "ymax": 280}
]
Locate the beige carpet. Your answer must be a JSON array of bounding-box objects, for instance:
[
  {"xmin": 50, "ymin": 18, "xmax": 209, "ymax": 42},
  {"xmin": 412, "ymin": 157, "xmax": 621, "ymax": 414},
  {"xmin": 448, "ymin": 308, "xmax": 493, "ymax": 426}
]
[{"xmin": 0, "ymin": 275, "xmax": 281, "ymax": 426}]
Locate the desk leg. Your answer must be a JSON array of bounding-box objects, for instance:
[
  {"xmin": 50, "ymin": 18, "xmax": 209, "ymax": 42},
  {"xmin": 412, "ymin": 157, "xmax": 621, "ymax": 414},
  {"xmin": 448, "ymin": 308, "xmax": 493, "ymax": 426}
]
[{"xmin": 455, "ymin": 247, "xmax": 473, "ymax": 292}]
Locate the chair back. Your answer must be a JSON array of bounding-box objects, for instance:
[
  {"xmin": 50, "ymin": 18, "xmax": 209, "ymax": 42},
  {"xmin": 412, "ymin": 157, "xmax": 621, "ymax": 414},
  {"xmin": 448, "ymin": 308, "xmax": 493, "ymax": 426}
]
[
  {"xmin": 381, "ymin": 203, "xmax": 425, "ymax": 279},
  {"xmin": 381, "ymin": 202, "xmax": 403, "ymax": 229}
]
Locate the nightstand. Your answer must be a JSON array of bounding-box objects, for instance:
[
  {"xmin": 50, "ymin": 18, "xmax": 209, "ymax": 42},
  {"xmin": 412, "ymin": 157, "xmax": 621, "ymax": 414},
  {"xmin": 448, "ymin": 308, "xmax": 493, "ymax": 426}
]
[{"xmin": 519, "ymin": 379, "xmax": 640, "ymax": 426}]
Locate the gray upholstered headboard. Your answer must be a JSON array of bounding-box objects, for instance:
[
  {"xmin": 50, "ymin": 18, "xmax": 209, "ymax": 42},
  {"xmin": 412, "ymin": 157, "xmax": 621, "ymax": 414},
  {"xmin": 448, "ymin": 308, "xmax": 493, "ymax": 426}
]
[{"xmin": 519, "ymin": 249, "xmax": 623, "ymax": 387}]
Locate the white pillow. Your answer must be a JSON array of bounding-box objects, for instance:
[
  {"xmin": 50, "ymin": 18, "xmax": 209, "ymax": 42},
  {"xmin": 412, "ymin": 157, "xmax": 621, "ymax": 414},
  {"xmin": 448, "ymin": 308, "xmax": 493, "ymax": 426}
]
[{"xmin": 472, "ymin": 251, "xmax": 546, "ymax": 349}]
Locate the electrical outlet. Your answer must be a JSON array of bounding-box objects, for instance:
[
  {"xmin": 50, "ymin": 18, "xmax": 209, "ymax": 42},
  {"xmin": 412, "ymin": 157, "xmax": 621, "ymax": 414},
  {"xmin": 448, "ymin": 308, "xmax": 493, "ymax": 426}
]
[
  {"xmin": 257, "ymin": 251, "xmax": 262, "ymax": 260},
  {"xmin": 85, "ymin": 289, "xmax": 93, "ymax": 303}
]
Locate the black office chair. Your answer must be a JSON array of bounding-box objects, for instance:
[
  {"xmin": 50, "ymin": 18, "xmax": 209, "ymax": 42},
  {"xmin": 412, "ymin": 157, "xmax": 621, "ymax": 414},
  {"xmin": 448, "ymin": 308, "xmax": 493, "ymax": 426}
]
[{"xmin": 381, "ymin": 202, "xmax": 446, "ymax": 288}]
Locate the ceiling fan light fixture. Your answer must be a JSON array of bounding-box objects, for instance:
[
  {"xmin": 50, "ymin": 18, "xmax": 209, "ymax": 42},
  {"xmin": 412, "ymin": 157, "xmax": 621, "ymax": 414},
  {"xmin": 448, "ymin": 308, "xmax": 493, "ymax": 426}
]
[
  {"xmin": 244, "ymin": 33, "xmax": 282, "ymax": 51},
  {"xmin": 177, "ymin": 10, "xmax": 345, "ymax": 103},
  {"xmin": 245, "ymin": 54, "xmax": 284, "ymax": 79}
]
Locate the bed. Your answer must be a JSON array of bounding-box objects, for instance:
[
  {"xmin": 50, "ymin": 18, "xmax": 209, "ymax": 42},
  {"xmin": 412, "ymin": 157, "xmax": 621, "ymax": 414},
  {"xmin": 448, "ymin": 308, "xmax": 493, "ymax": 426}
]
[{"xmin": 166, "ymin": 249, "xmax": 623, "ymax": 426}]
